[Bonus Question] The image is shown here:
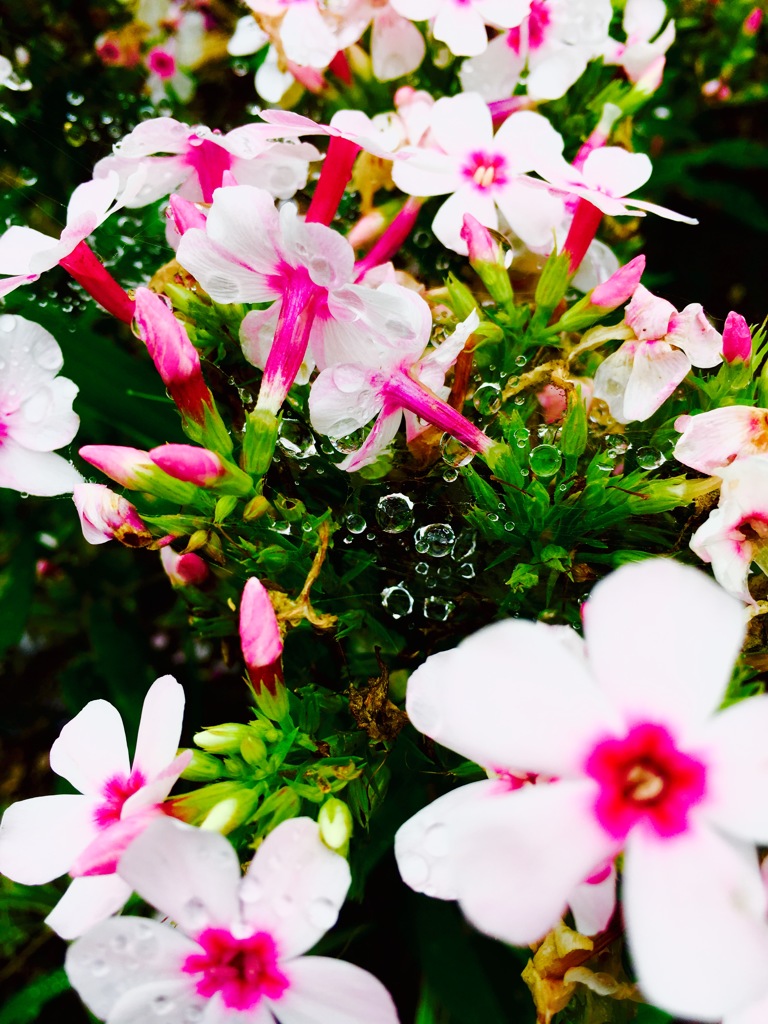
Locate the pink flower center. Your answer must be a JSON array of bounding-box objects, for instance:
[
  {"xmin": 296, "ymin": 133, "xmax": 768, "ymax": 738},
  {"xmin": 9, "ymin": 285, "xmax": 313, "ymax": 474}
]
[
  {"xmin": 186, "ymin": 137, "xmax": 234, "ymax": 204},
  {"xmin": 0, "ymin": 420, "xmax": 8, "ymax": 447},
  {"xmin": 507, "ymin": 1, "xmax": 551, "ymax": 53},
  {"xmin": 462, "ymin": 151, "xmax": 508, "ymax": 191},
  {"xmin": 585, "ymin": 722, "xmax": 707, "ymax": 840},
  {"xmin": 182, "ymin": 928, "xmax": 290, "ymax": 1010},
  {"xmin": 93, "ymin": 769, "xmax": 147, "ymax": 828},
  {"xmin": 147, "ymin": 48, "xmax": 176, "ymax": 79}
]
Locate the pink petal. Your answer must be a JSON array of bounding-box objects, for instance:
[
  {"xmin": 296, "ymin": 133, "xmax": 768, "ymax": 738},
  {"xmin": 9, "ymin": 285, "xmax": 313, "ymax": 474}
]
[
  {"xmin": 454, "ymin": 781, "xmax": 617, "ymax": 946},
  {"xmin": 279, "ymin": 204, "xmax": 355, "ymax": 290},
  {"xmin": 666, "ymin": 302, "xmax": 723, "ymax": 368},
  {"xmin": 338, "ymin": 406, "xmax": 402, "ymax": 471},
  {"xmin": 0, "ymin": 794, "xmax": 97, "ymax": 884},
  {"xmin": 395, "ymin": 779, "xmax": 498, "ymax": 900},
  {"xmin": 622, "ymin": 339, "xmax": 690, "ymax": 421},
  {"xmin": 405, "ymin": 618, "xmax": 619, "ymax": 777},
  {"xmin": 689, "ymin": 504, "xmax": 755, "ymax": 605},
  {"xmin": 65, "ymin": 918, "xmax": 199, "ymax": 1021},
  {"xmin": 50, "ymin": 699, "xmax": 130, "ymax": 794},
  {"xmin": 275, "ymin": 956, "xmax": 399, "ymax": 1024},
  {"xmin": 46, "ymin": 874, "xmax": 132, "ymax": 939},
  {"xmin": 625, "ymin": 283, "xmax": 676, "ymax": 341},
  {"xmin": 118, "ymin": 817, "xmax": 241, "ymax": 932},
  {"xmin": 239, "ymin": 817, "xmax": 351, "ymax": 958},
  {"xmin": 132, "ymin": 675, "xmax": 185, "ymax": 780},
  {"xmin": 624, "ymin": 825, "xmax": 768, "ymax": 1021},
  {"xmin": 583, "ymin": 559, "xmax": 746, "ymax": 733},
  {"xmin": 673, "ymin": 406, "xmax": 768, "ymax": 474}
]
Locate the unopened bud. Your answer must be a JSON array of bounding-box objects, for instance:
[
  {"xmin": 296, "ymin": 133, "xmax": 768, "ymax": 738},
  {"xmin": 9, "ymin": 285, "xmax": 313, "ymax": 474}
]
[
  {"xmin": 461, "ymin": 214, "xmax": 514, "ymax": 308},
  {"xmin": 722, "ymin": 311, "xmax": 752, "ymax": 364},
  {"xmin": 243, "ymin": 409, "xmax": 279, "ymax": 477},
  {"xmin": 194, "ymin": 723, "xmax": 252, "ymax": 753},
  {"xmin": 239, "ymin": 577, "xmax": 289, "ymax": 721},
  {"xmin": 160, "ymin": 546, "xmax": 209, "ymax": 587},
  {"xmin": 73, "ymin": 484, "xmax": 153, "ymax": 547},
  {"xmin": 149, "ymin": 444, "xmax": 254, "ymax": 496},
  {"xmin": 318, "ymin": 797, "xmax": 354, "ymax": 855},
  {"xmin": 181, "ymin": 750, "xmax": 226, "ymax": 781}
]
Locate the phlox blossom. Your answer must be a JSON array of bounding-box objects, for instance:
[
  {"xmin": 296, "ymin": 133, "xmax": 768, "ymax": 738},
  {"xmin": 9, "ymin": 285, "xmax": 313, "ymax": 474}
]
[
  {"xmin": 245, "ymin": 0, "xmax": 372, "ymax": 69},
  {"xmin": 0, "ymin": 677, "xmax": 189, "ymax": 939},
  {"xmin": 66, "ymin": 816, "xmax": 400, "ymax": 1024},
  {"xmin": 390, "ymin": 0, "xmax": 529, "ymax": 58},
  {"xmin": 602, "ymin": 0, "xmax": 676, "ymax": 85},
  {"xmin": 674, "ymin": 405, "xmax": 768, "ymax": 475},
  {"xmin": 0, "ymin": 313, "xmax": 81, "ymax": 496},
  {"xmin": 593, "ymin": 284, "xmax": 722, "ymax": 422},
  {"xmin": 396, "ymin": 558, "xmax": 768, "ymax": 1021}
]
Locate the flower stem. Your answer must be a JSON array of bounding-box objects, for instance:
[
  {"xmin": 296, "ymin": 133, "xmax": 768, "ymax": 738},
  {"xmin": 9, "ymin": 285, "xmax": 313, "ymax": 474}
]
[{"xmin": 355, "ymin": 197, "xmax": 423, "ymax": 279}]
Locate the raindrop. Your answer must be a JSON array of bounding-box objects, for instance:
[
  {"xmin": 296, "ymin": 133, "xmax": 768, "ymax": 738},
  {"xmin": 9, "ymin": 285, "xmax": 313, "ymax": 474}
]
[
  {"xmin": 21, "ymin": 390, "xmax": 51, "ymax": 424},
  {"xmin": 92, "ymin": 959, "xmax": 109, "ymax": 977},
  {"xmin": 185, "ymin": 1007, "xmax": 203, "ymax": 1023},
  {"xmin": 451, "ymin": 529, "xmax": 476, "ymax": 561},
  {"xmin": 487, "ymin": 513, "xmax": 499, "ymax": 523},
  {"xmin": 381, "ymin": 584, "xmax": 414, "ymax": 619},
  {"xmin": 276, "ymin": 892, "xmax": 294, "ymax": 916},
  {"xmin": 0, "ymin": 315, "xmax": 16, "ymax": 332},
  {"xmin": 345, "ymin": 513, "xmax": 366, "ymax": 534},
  {"xmin": 636, "ymin": 446, "xmax": 665, "ymax": 470},
  {"xmin": 66, "ymin": 91, "xmax": 85, "ymax": 106},
  {"xmin": 375, "ymin": 493, "xmax": 414, "ymax": 533},
  {"xmin": 513, "ymin": 427, "xmax": 529, "ymax": 449},
  {"xmin": 514, "ymin": 353, "xmax": 527, "ymax": 367},
  {"xmin": 308, "ymin": 897, "xmax": 338, "ymax": 929},
  {"xmin": 240, "ymin": 877, "xmax": 264, "ymax": 903},
  {"xmin": 182, "ymin": 897, "xmax": 208, "ymax": 929},
  {"xmin": 110, "ymin": 934, "xmax": 128, "ymax": 951},
  {"xmin": 414, "ymin": 523, "xmax": 455, "ymax": 557},
  {"xmin": 153, "ymin": 994, "xmax": 176, "ymax": 1016},
  {"xmin": 63, "ymin": 122, "xmax": 88, "ymax": 147},
  {"xmin": 472, "ymin": 382, "xmax": 501, "ymax": 415},
  {"xmin": 605, "ymin": 433, "xmax": 630, "ymax": 456},
  {"xmin": 423, "ymin": 596, "xmax": 455, "ymax": 621},
  {"xmin": 415, "ymin": 562, "xmax": 428, "ymax": 575},
  {"xmin": 423, "ymin": 822, "xmax": 449, "ymax": 856},
  {"xmin": 440, "ymin": 435, "xmax": 474, "ymax": 467},
  {"xmin": 459, "ymin": 562, "xmax": 475, "ymax": 578},
  {"xmin": 437, "ymin": 565, "xmax": 450, "ymax": 579},
  {"xmin": 278, "ymin": 419, "xmax": 317, "ymax": 460},
  {"xmin": 443, "ymin": 467, "xmax": 458, "ymax": 482},
  {"xmin": 504, "ymin": 521, "xmax": 515, "ymax": 533},
  {"xmin": 529, "ymin": 445, "xmax": 562, "ymax": 478}
]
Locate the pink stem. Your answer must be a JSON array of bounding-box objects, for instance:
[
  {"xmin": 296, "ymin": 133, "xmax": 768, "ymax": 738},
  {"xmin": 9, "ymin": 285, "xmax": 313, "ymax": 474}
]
[
  {"xmin": 59, "ymin": 241, "xmax": 135, "ymax": 324},
  {"xmin": 383, "ymin": 370, "xmax": 493, "ymax": 456},
  {"xmin": 354, "ymin": 197, "xmax": 423, "ymax": 280},
  {"xmin": 563, "ymin": 199, "xmax": 603, "ymax": 274},
  {"xmin": 305, "ymin": 136, "xmax": 361, "ymax": 226},
  {"xmin": 257, "ymin": 270, "xmax": 322, "ymax": 414}
]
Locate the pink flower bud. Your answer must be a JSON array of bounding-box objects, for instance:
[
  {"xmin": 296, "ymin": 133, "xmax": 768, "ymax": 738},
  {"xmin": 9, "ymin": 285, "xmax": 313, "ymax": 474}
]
[
  {"xmin": 73, "ymin": 483, "xmax": 153, "ymax": 546},
  {"xmin": 79, "ymin": 444, "xmax": 200, "ymax": 503},
  {"xmin": 743, "ymin": 8, "xmax": 763, "ymax": 35},
  {"xmin": 149, "ymin": 444, "xmax": 254, "ymax": 495},
  {"xmin": 159, "ymin": 546, "xmax": 209, "ymax": 587},
  {"xmin": 591, "ymin": 255, "xmax": 646, "ymax": 309},
  {"xmin": 239, "ymin": 577, "xmax": 288, "ymax": 720},
  {"xmin": 460, "ymin": 214, "xmax": 498, "ymax": 266},
  {"xmin": 134, "ymin": 288, "xmax": 212, "ymax": 425},
  {"xmin": 167, "ymin": 194, "xmax": 208, "ymax": 237},
  {"xmin": 722, "ymin": 310, "xmax": 752, "ymax": 363}
]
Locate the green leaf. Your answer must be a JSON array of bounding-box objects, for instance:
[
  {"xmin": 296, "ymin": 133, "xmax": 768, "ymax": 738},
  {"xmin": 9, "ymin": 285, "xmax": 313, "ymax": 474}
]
[
  {"xmin": 0, "ymin": 537, "xmax": 35, "ymax": 662},
  {"xmin": 0, "ymin": 968, "xmax": 70, "ymax": 1024}
]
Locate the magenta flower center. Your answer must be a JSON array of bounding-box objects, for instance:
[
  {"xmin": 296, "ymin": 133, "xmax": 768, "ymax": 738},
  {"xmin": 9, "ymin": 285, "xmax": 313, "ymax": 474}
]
[
  {"xmin": 182, "ymin": 928, "xmax": 290, "ymax": 1010},
  {"xmin": 147, "ymin": 48, "xmax": 176, "ymax": 79},
  {"xmin": 585, "ymin": 722, "xmax": 707, "ymax": 839},
  {"xmin": 462, "ymin": 151, "xmax": 508, "ymax": 191},
  {"xmin": 186, "ymin": 137, "xmax": 234, "ymax": 204},
  {"xmin": 507, "ymin": 1, "xmax": 551, "ymax": 53},
  {"xmin": 93, "ymin": 769, "xmax": 147, "ymax": 828}
]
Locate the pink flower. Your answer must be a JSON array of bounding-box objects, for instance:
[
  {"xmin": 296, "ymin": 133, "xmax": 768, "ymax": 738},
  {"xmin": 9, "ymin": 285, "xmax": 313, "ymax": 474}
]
[
  {"xmin": 689, "ymin": 455, "xmax": 768, "ymax": 604},
  {"xmin": 245, "ymin": 0, "xmax": 373, "ymax": 68},
  {"xmin": 722, "ymin": 311, "xmax": 752, "ymax": 363},
  {"xmin": 593, "ymin": 284, "xmax": 722, "ymax": 422},
  {"xmin": 160, "ymin": 546, "xmax": 209, "ymax": 588},
  {"xmin": 0, "ymin": 677, "xmax": 189, "ymax": 939},
  {"xmin": 602, "ymin": 0, "xmax": 676, "ymax": 85},
  {"xmin": 65, "ymin": 816, "xmax": 400, "ymax": 1023},
  {"xmin": 391, "ymin": 0, "xmax": 529, "ymax": 58},
  {"xmin": 240, "ymin": 577, "xmax": 288, "ymax": 720},
  {"xmin": 79, "ymin": 444, "xmax": 201, "ymax": 504},
  {"xmin": 309, "ymin": 307, "xmax": 493, "ymax": 471},
  {"xmin": 396, "ymin": 558, "xmax": 768, "ymax": 1020},
  {"xmin": 149, "ymin": 444, "xmax": 254, "ymax": 496},
  {"xmin": 0, "ymin": 314, "xmax": 82, "ymax": 496},
  {"xmin": 73, "ymin": 483, "xmax": 153, "ymax": 547},
  {"xmin": 95, "ymin": 117, "xmax": 319, "ymax": 206}
]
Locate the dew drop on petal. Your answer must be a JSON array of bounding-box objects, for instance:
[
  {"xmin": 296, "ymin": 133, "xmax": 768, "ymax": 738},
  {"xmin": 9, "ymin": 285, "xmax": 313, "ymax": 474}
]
[
  {"xmin": 423, "ymin": 822, "xmax": 449, "ymax": 857},
  {"xmin": 0, "ymin": 315, "xmax": 16, "ymax": 333},
  {"xmin": 307, "ymin": 896, "xmax": 337, "ymax": 930},
  {"xmin": 636, "ymin": 446, "xmax": 665, "ymax": 470}
]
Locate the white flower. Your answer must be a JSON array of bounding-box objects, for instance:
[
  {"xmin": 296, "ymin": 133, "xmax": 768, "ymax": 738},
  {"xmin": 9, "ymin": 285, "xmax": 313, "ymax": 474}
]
[
  {"xmin": 0, "ymin": 313, "xmax": 81, "ymax": 495},
  {"xmin": 66, "ymin": 816, "xmax": 400, "ymax": 1024},
  {"xmin": 396, "ymin": 559, "xmax": 768, "ymax": 1021}
]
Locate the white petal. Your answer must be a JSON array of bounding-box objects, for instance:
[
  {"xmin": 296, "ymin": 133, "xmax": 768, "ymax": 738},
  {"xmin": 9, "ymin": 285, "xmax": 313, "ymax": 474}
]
[
  {"xmin": 50, "ymin": 699, "xmax": 130, "ymax": 794},
  {"xmin": 46, "ymin": 874, "xmax": 132, "ymax": 939},
  {"xmin": 433, "ymin": 4, "xmax": 489, "ymax": 57},
  {"xmin": 280, "ymin": 4, "xmax": 343, "ymax": 68},
  {"xmin": 6, "ymin": 376, "xmax": 79, "ymax": 452},
  {"xmin": 459, "ymin": 33, "xmax": 524, "ymax": 101},
  {"xmin": 624, "ymin": 825, "xmax": 768, "ymax": 1021},
  {"xmin": 724, "ymin": 988, "xmax": 768, "ymax": 1024},
  {"xmin": 430, "ymin": 92, "xmax": 493, "ymax": 155},
  {"xmin": 0, "ymin": 794, "xmax": 97, "ymax": 883},
  {"xmin": 279, "ymin": 207, "xmax": 354, "ymax": 290},
  {"xmin": 622, "ymin": 339, "xmax": 689, "ymax": 421},
  {"xmin": 309, "ymin": 365, "xmax": 382, "ymax": 438},
  {"xmin": 495, "ymin": 179, "xmax": 564, "ymax": 250},
  {"xmin": 275, "ymin": 956, "xmax": 398, "ymax": 1024},
  {"xmin": 0, "ymin": 442, "xmax": 82, "ymax": 496},
  {"xmin": 0, "ymin": 314, "xmax": 63, "ymax": 402},
  {"xmin": 527, "ymin": 50, "xmax": 590, "ymax": 102},
  {"xmin": 176, "ymin": 230, "xmax": 277, "ymax": 303},
  {"xmin": 240, "ymin": 817, "xmax": 350, "ymax": 958},
  {"xmin": 0, "ymin": 226, "xmax": 59, "ymax": 275},
  {"xmin": 371, "ymin": 9, "xmax": 425, "ymax": 81},
  {"xmin": 699, "ymin": 694, "xmax": 768, "ymax": 843},
  {"xmin": 66, "ymin": 173, "xmax": 121, "ymax": 231},
  {"xmin": 673, "ymin": 406, "xmax": 768, "ymax": 475},
  {"xmin": 454, "ymin": 781, "xmax": 617, "ymax": 945},
  {"xmin": 623, "ymin": 0, "xmax": 667, "ymax": 40},
  {"xmin": 689, "ymin": 504, "xmax": 755, "ymax": 605},
  {"xmin": 666, "ymin": 302, "xmax": 723, "ymax": 368},
  {"xmin": 568, "ymin": 866, "xmax": 616, "ymax": 937},
  {"xmin": 395, "ymin": 779, "xmax": 498, "ymax": 900},
  {"xmin": 65, "ymin": 917, "xmax": 199, "ymax": 1021},
  {"xmin": 493, "ymin": 111, "xmax": 570, "ymax": 178},
  {"xmin": 241, "ymin": 304, "xmax": 281, "ymax": 370},
  {"xmin": 591, "ymin": 342, "xmax": 636, "ymax": 423},
  {"xmin": 432, "ymin": 186, "xmax": 498, "ymax": 255},
  {"xmin": 581, "ymin": 148, "xmax": 652, "ymax": 198},
  {"xmin": 406, "ymin": 618, "xmax": 618, "ymax": 777},
  {"xmin": 118, "ymin": 817, "xmax": 241, "ymax": 931},
  {"xmin": 132, "ymin": 675, "xmax": 185, "ymax": 780},
  {"xmin": 390, "ymin": 148, "xmax": 461, "ymax": 199},
  {"xmin": 583, "ymin": 558, "xmax": 747, "ymax": 734},
  {"xmin": 338, "ymin": 407, "xmax": 402, "ymax": 472}
]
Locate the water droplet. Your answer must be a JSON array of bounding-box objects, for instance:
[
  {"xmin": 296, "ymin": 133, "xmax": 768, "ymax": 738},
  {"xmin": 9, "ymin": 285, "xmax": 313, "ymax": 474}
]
[
  {"xmin": 64, "ymin": 122, "xmax": 88, "ymax": 147},
  {"xmin": 437, "ymin": 565, "xmax": 450, "ymax": 579},
  {"xmin": 153, "ymin": 994, "xmax": 176, "ymax": 1016},
  {"xmin": 381, "ymin": 584, "xmax": 414, "ymax": 619},
  {"xmin": 110, "ymin": 934, "xmax": 128, "ymax": 951},
  {"xmin": 514, "ymin": 353, "xmax": 527, "ymax": 367},
  {"xmin": 459, "ymin": 562, "xmax": 475, "ymax": 578},
  {"xmin": 504, "ymin": 521, "xmax": 515, "ymax": 533},
  {"xmin": 472, "ymin": 382, "xmax": 501, "ymax": 416},
  {"xmin": 452, "ymin": 529, "xmax": 476, "ymax": 561},
  {"xmin": 375, "ymin": 493, "xmax": 414, "ymax": 533},
  {"xmin": 529, "ymin": 445, "xmax": 562, "ymax": 478},
  {"xmin": 443, "ymin": 467, "xmax": 458, "ymax": 482},
  {"xmin": 278, "ymin": 418, "xmax": 318, "ymax": 460},
  {"xmin": 345, "ymin": 513, "xmax": 366, "ymax": 535},
  {"xmin": 182, "ymin": 897, "xmax": 208, "ymax": 929},
  {"xmin": 513, "ymin": 427, "xmax": 529, "ymax": 449},
  {"xmin": 423, "ymin": 822, "xmax": 449, "ymax": 856},
  {"xmin": 423, "ymin": 596, "xmax": 455, "ymax": 621},
  {"xmin": 21, "ymin": 390, "xmax": 51, "ymax": 424},
  {"xmin": 415, "ymin": 562, "xmax": 428, "ymax": 575},
  {"xmin": 184, "ymin": 1007, "xmax": 203, "ymax": 1023},
  {"xmin": 636, "ymin": 446, "xmax": 665, "ymax": 470},
  {"xmin": 414, "ymin": 523, "xmax": 455, "ymax": 558},
  {"xmin": 66, "ymin": 91, "xmax": 85, "ymax": 106},
  {"xmin": 308, "ymin": 896, "xmax": 338, "ymax": 929},
  {"xmin": 240, "ymin": 877, "xmax": 264, "ymax": 903},
  {"xmin": 0, "ymin": 315, "xmax": 16, "ymax": 333},
  {"xmin": 440, "ymin": 435, "xmax": 474, "ymax": 468},
  {"xmin": 605, "ymin": 433, "xmax": 630, "ymax": 456},
  {"xmin": 488, "ymin": 513, "xmax": 499, "ymax": 522},
  {"xmin": 276, "ymin": 892, "xmax": 294, "ymax": 916}
]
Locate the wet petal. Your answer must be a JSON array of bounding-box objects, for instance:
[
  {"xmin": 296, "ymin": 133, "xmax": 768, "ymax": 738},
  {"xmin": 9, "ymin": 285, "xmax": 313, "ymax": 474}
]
[
  {"xmin": 133, "ymin": 675, "xmax": 185, "ymax": 780},
  {"xmin": 275, "ymin": 956, "xmax": 398, "ymax": 1024},
  {"xmin": 50, "ymin": 699, "xmax": 130, "ymax": 794},
  {"xmin": 0, "ymin": 794, "xmax": 97, "ymax": 883},
  {"xmin": 46, "ymin": 874, "xmax": 132, "ymax": 939}
]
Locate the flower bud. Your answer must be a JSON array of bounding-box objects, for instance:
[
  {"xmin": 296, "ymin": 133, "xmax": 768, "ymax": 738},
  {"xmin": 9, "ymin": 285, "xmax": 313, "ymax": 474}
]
[
  {"xmin": 239, "ymin": 577, "xmax": 289, "ymax": 722},
  {"xmin": 181, "ymin": 750, "xmax": 227, "ymax": 782},
  {"xmin": 554, "ymin": 256, "xmax": 646, "ymax": 333},
  {"xmin": 194, "ymin": 723, "xmax": 252, "ymax": 753},
  {"xmin": 160, "ymin": 546, "xmax": 209, "ymax": 587},
  {"xmin": 166, "ymin": 194, "xmax": 208, "ymax": 236},
  {"xmin": 461, "ymin": 214, "xmax": 514, "ymax": 308},
  {"xmin": 73, "ymin": 483, "xmax": 153, "ymax": 547},
  {"xmin": 199, "ymin": 789, "xmax": 261, "ymax": 834},
  {"xmin": 79, "ymin": 444, "xmax": 201, "ymax": 504},
  {"xmin": 318, "ymin": 797, "xmax": 354, "ymax": 856},
  {"xmin": 722, "ymin": 311, "xmax": 752, "ymax": 364},
  {"xmin": 149, "ymin": 444, "xmax": 254, "ymax": 496},
  {"xmin": 242, "ymin": 409, "xmax": 279, "ymax": 477}
]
